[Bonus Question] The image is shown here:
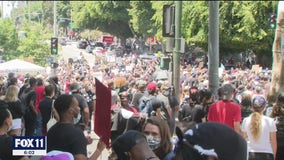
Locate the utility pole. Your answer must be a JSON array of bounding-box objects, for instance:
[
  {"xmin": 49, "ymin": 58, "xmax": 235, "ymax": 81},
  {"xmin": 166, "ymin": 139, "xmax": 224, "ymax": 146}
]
[
  {"xmin": 51, "ymin": 1, "xmax": 57, "ymax": 76},
  {"xmin": 27, "ymin": 1, "xmax": 30, "ymax": 22},
  {"xmin": 208, "ymin": 1, "xmax": 219, "ymax": 98},
  {"xmin": 1, "ymin": 1, "xmax": 3, "ymax": 20},
  {"xmin": 173, "ymin": 1, "xmax": 182, "ymax": 98},
  {"xmin": 268, "ymin": 1, "xmax": 284, "ymax": 102},
  {"xmin": 53, "ymin": 1, "xmax": 57, "ymax": 37}
]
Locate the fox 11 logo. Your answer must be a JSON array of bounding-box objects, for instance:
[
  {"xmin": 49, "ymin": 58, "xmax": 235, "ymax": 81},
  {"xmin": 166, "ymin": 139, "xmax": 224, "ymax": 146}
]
[{"xmin": 13, "ymin": 136, "xmax": 46, "ymax": 156}]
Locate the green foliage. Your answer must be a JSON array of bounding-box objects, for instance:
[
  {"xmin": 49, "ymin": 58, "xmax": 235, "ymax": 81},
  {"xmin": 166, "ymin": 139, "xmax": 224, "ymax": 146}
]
[
  {"xmin": 182, "ymin": 1, "xmax": 209, "ymax": 49},
  {"xmin": 128, "ymin": 1, "xmax": 156, "ymax": 37},
  {"xmin": 16, "ymin": 22, "xmax": 51, "ymax": 66},
  {"xmin": 218, "ymin": 1, "xmax": 276, "ymax": 55},
  {"xmin": 71, "ymin": 1, "xmax": 132, "ymax": 39},
  {"xmin": 0, "ymin": 19, "xmax": 19, "ymax": 56},
  {"xmin": 58, "ymin": 1, "xmax": 72, "ymax": 29},
  {"xmin": 42, "ymin": 1, "xmax": 54, "ymax": 29}
]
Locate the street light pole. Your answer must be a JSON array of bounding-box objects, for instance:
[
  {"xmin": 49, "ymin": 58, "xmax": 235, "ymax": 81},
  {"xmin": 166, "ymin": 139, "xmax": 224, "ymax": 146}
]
[
  {"xmin": 173, "ymin": 1, "xmax": 182, "ymax": 98},
  {"xmin": 1, "ymin": 1, "xmax": 4, "ymax": 20},
  {"xmin": 208, "ymin": 1, "xmax": 220, "ymax": 98},
  {"xmin": 53, "ymin": 1, "xmax": 57, "ymax": 37}
]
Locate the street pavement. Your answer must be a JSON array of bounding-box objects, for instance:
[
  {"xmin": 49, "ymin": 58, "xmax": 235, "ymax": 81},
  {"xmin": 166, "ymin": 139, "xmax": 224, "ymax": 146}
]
[
  {"xmin": 87, "ymin": 114, "xmax": 110, "ymax": 159},
  {"xmin": 58, "ymin": 42, "xmax": 177, "ymax": 159},
  {"xmin": 60, "ymin": 42, "xmax": 97, "ymax": 67}
]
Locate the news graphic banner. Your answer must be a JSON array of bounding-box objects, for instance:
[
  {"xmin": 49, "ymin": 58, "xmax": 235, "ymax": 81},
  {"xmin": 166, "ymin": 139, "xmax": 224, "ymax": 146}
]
[{"xmin": 13, "ymin": 136, "xmax": 46, "ymax": 156}]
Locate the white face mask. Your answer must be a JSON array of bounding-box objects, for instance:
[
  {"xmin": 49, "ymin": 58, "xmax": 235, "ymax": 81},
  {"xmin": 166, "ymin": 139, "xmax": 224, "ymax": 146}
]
[
  {"xmin": 73, "ymin": 113, "xmax": 81, "ymax": 124},
  {"xmin": 8, "ymin": 125, "xmax": 12, "ymax": 132},
  {"xmin": 146, "ymin": 135, "xmax": 161, "ymax": 150}
]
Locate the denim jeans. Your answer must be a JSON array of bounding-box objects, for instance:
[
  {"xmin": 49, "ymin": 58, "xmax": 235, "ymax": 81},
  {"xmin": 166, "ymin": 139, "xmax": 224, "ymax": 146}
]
[{"xmin": 35, "ymin": 113, "xmax": 42, "ymax": 136}]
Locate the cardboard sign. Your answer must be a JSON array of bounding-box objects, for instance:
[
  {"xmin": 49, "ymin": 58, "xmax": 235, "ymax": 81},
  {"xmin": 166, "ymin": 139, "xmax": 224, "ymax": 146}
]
[{"xmin": 252, "ymin": 65, "xmax": 260, "ymax": 73}]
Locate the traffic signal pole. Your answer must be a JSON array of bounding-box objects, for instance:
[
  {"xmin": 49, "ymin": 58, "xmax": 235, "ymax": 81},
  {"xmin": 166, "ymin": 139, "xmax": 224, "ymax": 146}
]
[
  {"xmin": 51, "ymin": 1, "xmax": 57, "ymax": 76},
  {"xmin": 53, "ymin": 1, "xmax": 57, "ymax": 37},
  {"xmin": 208, "ymin": 1, "xmax": 220, "ymax": 99},
  {"xmin": 173, "ymin": 1, "xmax": 182, "ymax": 99}
]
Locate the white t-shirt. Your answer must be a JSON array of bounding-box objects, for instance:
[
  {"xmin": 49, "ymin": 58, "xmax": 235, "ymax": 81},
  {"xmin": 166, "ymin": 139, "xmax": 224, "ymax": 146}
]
[{"xmin": 241, "ymin": 115, "xmax": 277, "ymax": 154}]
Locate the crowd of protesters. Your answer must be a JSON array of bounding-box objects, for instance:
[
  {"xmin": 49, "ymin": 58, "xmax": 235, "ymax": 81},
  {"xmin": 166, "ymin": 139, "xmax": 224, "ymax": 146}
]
[{"xmin": 0, "ymin": 50, "xmax": 283, "ymax": 160}]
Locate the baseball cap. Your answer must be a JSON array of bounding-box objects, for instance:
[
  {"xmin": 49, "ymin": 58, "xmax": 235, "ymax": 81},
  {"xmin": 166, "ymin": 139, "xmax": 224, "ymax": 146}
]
[
  {"xmin": 252, "ymin": 96, "xmax": 266, "ymax": 107},
  {"xmin": 41, "ymin": 150, "xmax": 74, "ymax": 160},
  {"xmin": 112, "ymin": 130, "xmax": 147, "ymax": 160},
  {"xmin": 146, "ymin": 82, "xmax": 157, "ymax": 92},
  {"xmin": 175, "ymin": 122, "xmax": 247, "ymax": 160},
  {"xmin": 136, "ymin": 80, "xmax": 146, "ymax": 88}
]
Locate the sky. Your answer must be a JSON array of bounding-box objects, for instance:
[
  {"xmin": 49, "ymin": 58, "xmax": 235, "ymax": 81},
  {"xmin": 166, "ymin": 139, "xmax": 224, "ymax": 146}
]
[{"xmin": 1, "ymin": 1, "xmax": 18, "ymax": 18}]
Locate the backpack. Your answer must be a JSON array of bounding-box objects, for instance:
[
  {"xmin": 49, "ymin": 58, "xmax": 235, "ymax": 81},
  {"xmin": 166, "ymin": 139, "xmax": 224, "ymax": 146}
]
[
  {"xmin": 178, "ymin": 101, "xmax": 193, "ymax": 122},
  {"xmin": 150, "ymin": 99, "xmax": 170, "ymax": 122},
  {"xmin": 138, "ymin": 96, "xmax": 153, "ymax": 116}
]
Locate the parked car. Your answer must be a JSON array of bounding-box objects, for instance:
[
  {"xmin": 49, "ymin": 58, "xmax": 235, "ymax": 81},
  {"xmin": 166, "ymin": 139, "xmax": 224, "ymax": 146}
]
[
  {"xmin": 58, "ymin": 37, "xmax": 67, "ymax": 46},
  {"xmin": 77, "ymin": 40, "xmax": 88, "ymax": 49},
  {"xmin": 93, "ymin": 42, "xmax": 105, "ymax": 49},
  {"xmin": 93, "ymin": 47, "xmax": 106, "ymax": 55}
]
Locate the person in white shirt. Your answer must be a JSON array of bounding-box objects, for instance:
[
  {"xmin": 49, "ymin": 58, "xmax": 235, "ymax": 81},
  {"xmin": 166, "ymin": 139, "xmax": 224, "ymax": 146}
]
[{"xmin": 241, "ymin": 96, "xmax": 277, "ymax": 160}]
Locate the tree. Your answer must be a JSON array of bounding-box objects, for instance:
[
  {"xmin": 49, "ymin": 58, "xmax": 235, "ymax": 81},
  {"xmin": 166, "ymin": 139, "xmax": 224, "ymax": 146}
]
[
  {"xmin": 42, "ymin": 1, "xmax": 54, "ymax": 30},
  {"xmin": 128, "ymin": 1, "xmax": 156, "ymax": 52},
  {"xmin": 151, "ymin": 1, "xmax": 276, "ymax": 63},
  {"xmin": 71, "ymin": 1, "xmax": 133, "ymax": 43},
  {"xmin": 16, "ymin": 21, "xmax": 51, "ymax": 66},
  {"xmin": 128, "ymin": 1, "xmax": 156, "ymax": 37},
  {"xmin": 268, "ymin": 1, "xmax": 284, "ymax": 103},
  {"xmin": 57, "ymin": 1, "xmax": 72, "ymax": 36},
  {"xmin": 0, "ymin": 19, "xmax": 19, "ymax": 57}
]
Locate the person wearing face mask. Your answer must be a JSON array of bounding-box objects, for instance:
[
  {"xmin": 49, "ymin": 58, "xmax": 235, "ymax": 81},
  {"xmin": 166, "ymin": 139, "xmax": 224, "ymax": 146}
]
[
  {"xmin": 0, "ymin": 105, "xmax": 29, "ymax": 160},
  {"xmin": 47, "ymin": 94, "xmax": 105, "ymax": 160},
  {"xmin": 112, "ymin": 130, "xmax": 159, "ymax": 160},
  {"xmin": 70, "ymin": 82, "xmax": 90, "ymax": 130},
  {"xmin": 142, "ymin": 116, "xmax": 174, "ymax": 160}
]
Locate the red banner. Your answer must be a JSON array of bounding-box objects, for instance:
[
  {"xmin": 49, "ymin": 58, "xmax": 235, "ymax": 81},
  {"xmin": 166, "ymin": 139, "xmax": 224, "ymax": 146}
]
[
  {"xmin": 94, "ymin": 78, "xmax": 111, "ymax": 148},
  {"xmin": 147, "ymin": 36, "xmax": 156, "ymax": 44}
]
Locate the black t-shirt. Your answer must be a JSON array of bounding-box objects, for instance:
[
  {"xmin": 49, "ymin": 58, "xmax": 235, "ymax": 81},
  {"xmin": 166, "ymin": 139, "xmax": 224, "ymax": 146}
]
[
  {"xmin": 39, "ymin": 97, "xmax": 53, "ymax": 129},
  {"xmin": 47, "ymin": 123, "xmax": 87, "ymax": 156},
  {"xmin": 7, "ymin": 100, "xmax": 24, "ymax": 119},
  {"xmin": 0, "ymin": 134, "xmax": 23, "ymax": 160}
]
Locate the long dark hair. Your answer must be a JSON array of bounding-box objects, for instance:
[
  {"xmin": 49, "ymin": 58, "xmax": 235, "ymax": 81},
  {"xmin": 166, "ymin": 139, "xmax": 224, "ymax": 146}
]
[{"xmin": 271, "ymin": 92, "xmax": 284, "ymax": 117}]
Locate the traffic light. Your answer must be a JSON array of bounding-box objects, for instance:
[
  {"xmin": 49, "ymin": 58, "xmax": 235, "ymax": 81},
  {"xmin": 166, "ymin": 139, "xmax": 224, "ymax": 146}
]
[
  {"xmin": 163, "ymin": 4, "xmax": 175, "ymax": 37},
  {"xmin": 51, "ymin": 37, "xmax": 58, "ymax": 55},
  {"xmin": 269, "ymin": 14, "xmax": 277, "ymax": 29}
]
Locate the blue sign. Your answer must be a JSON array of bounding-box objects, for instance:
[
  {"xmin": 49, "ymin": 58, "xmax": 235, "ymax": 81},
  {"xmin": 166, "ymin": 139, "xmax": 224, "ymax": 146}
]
[{"xmin": 13, "ymin": 136, "xmax": 46, "ymax": 156}]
